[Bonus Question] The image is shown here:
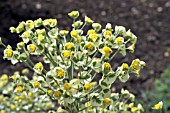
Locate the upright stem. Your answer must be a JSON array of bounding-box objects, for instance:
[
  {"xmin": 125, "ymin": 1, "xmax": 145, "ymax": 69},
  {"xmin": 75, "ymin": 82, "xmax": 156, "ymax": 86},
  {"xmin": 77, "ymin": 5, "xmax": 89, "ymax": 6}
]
[{"xmin": 108, "ymin": 49, "xmax": 119, "ymax": 62}]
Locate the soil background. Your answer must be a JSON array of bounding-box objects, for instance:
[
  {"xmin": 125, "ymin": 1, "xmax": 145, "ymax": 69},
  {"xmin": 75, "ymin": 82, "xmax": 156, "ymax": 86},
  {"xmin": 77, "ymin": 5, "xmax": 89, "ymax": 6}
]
[{"xmin": 0, "ymin": 0, "xmax": 170, "ymax": 96}]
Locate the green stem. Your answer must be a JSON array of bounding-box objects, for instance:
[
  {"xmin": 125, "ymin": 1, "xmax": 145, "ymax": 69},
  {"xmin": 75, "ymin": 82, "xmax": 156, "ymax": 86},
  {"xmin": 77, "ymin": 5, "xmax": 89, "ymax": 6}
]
[
  {"xmin": 23, "ymin": 61, "xmax": 33, "ymax": 71},
  {"xmin": 90, "ymin": 73, "xmax": 97, "ymax": 82},
  {"xmin": 71, "ymin": 61, "xmax": 74, "ymax": 80},
  {"xmin": 80, "ymin": 23, "xmax": 86, "ymax": 30},
  {"xmin": 78, "ymin": 106, "xmax": 89, "ymax": 112},
  {"xmin": 1, "ymin": 43, "xmax": 6, "ymax": 48},
  {"xmin": 108, "ymin": 49, "xmax": 119, "ymax": 62}
]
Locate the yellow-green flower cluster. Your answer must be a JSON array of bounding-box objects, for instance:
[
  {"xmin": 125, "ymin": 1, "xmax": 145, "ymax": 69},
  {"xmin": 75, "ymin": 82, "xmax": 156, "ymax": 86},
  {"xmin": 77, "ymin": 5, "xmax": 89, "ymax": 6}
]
[{"xmin": 0, "ymin": 10, "xmax": 151, "ymax": 113}]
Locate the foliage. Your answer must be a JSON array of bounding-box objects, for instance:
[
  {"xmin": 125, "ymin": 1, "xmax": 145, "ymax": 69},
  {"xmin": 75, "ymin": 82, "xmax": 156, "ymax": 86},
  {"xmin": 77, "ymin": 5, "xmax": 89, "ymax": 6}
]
[{"xmin": 139, "ymin": 68, "xmax": 170, "ymax": 113}]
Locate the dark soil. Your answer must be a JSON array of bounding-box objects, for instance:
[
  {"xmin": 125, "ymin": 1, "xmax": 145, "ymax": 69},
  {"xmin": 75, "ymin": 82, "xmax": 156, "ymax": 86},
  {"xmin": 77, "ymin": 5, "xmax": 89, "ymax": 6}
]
[{"xmin": 0, "ymin": 0, "xmax": 170, "ymax": 95}]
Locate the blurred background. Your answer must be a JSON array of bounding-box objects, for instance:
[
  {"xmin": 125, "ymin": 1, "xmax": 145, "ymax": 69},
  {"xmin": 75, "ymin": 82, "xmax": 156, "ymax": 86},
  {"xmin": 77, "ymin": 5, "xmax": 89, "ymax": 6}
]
[{"xmin": 0, "ymin": 0, "xmax": 170, "ymax": 112}]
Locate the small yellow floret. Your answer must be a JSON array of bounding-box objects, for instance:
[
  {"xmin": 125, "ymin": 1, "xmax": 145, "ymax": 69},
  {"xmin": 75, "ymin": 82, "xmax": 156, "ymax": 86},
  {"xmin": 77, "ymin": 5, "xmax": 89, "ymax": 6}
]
[
  {"xmin": 35, "ymin": 62, "xmax": 43, "ymax": 69},
  {"xmin": 71, "ymin": 30, "xmax": 78, "ymax": 37},
  {"xmin": 15, "ymin": 86, "xmax": 23, "ymax": 93},
  {"xmin": 103, "ymin": 98, "xmax": 111, "ymax": 104},
  {"xmin": 57, "ymin": 69, "xmax": 65, "ymax": 78},
  {"xmin": 46, "ymin": 102, "xmax": 51, "ymax": 108},
  {"xmin": 105, "ymin": 30, "xmax": 111, "ymax": 36},
  {"xmin": 6, "ymin": 49, "xmax": 13, "ymax": 57},
  {"xmin": 1, "ymin": 74, "xmax": 8, "ymax": 80},
  {"xmin": 0, "ymin": 110, "xmax": 5, "ymax": 113},
  {"xmin": 53, "ymin": 91, "xmax": 61, "ymax": 97},
  {"xmin": 63, "ymin": 83, "xmax": 71, "ymax": 90},
  {"xmin": 65, "ymin": 43, "xmax": 74, "ymax": 50},
  {"xmin": 63, "ymin": 51, "xmax": 71, "ymax": 58},
  {"xmin": 103, "ymin": 46, "xmax": 112, "ymax": 54},
  {"xmin": 47, "ymin": 90, "xmax": 53, "ymax": 95},
  {"xmin": 152, "ymin": 101, "xmax": 163, "ymax": 110},
  {"xmin": 89, "ymin": 33, "xmax": 98, "ymax": 42},
  {"xmin": 122, "ymin": 63, "xmax": 129, "ymax": 69},
  {"xmin": 88, "ymin": 29, "xmax": 95, "ymax": 35},
  {"xmin": 132, "ymin": 60, "xmax": 140, "ymax": 69},
  {"xmin": 23, "ymin": 31, "xmax": 30, "ymax": 38},
  {"xmin": 37, "ymin": 34, "xmax": 44, "ymax": 41},
  {"xmin": 116, "ymin": 37, "xmax": 124, "ymax": 45},
  {"xmin": 53, "ymin": 82, "xmax": 57, "ymax": 87},
  {"xmin": 0, "ymin": 95, "xmax": 3, "ymax": 101},
  {"xmin": 28, "ymin": 92, "xmax": 33, "ymax": 98},
  {"xmin": 104, "ymin": 62, "xmax": 111, "ymax": 70},
  {"xmin": 84, "ymin": 84, "xmax": 92, "ymax": 91},
  {"xmin": 10, "ymin": 105, "xmax": 16, "ymax": 110},
  {"xmin": 20, "ymin": 95, "xmax": 25, "ymax": 100},
  {"xmin": 131, "ymin": 107, "xmax": 138, "ymax": 112},
  {"xmin": 34, "ymin": 81, "xmax": 41, "ymax": 88},
  {"xmin": 29, "ymin": 44, "xmax": 36, "ymax": 52},
  {"xmin": 86, "ymin": 43, "xmax": 94, "ymax": 50}
]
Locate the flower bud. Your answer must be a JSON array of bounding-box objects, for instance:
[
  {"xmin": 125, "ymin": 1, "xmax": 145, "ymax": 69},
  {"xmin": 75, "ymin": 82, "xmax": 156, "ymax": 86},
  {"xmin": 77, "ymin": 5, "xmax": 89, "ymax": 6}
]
[
  {"xmin": 68, "ymin": 11, "xmax": 79, "ymax": 19},
  {"xmin": 92, "ymin": 23, "xmax": 101, "ymax": 32},
  {"xmin": 85, "ymin": 16, "xmax": 93, "ymax": 24}
]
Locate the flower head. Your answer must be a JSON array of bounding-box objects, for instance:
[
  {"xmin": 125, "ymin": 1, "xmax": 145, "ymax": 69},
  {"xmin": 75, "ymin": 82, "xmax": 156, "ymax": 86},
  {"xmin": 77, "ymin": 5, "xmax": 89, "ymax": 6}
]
[
  {"xmin": 33, "ymin": 62, "xmax": 43, "ymax": 74},
  {"xmin": 15, "ymin": 86, "xmax": 23, "ymax": 93},
  {"xmin": 28, "ymin": 44, "xmax": 36, "ymax": 53},
  {"xmin": 85, "ymin": 16, "xmax": 93, "ymax": 24},
  {"xmin": 122, "ymin": 63, "xmax": 129, "ymax": 70},
  {"xmin": 68, "ymin": 11, "xmax": 79, "ymax": 19},
  {"xmin": 63, "ymin": 83, "xmax": 71, "ymax": 90},
  {"xmin": 116, "ymin": 37, "xmax": 124, "ymax": 45},
  {"xmin": 89, "ymin": 33, "xmax": 98, "ymax": 42},
  {"xmin": 33, "ymin": 81, "xmax": 41, "ymax": 88},
  {"xmin": 62, "ymin": 50, "xmax": 71, "ymax": 58},
  {"xmin": 84, "ymin": 84, "xmax": 92, "ymax": 91},
  {"xmin": 152, "ymin": 101, "xmax": 163, "ymax": 110},
  {"xmin": 103, "ymin": 98, "xmax": 111, "ymax": 104},
  {"xmin": 53, "ymin": 91, "xmax": 61, "ymax": 97},
  {"xmin": 65, "ymin": 42, "xmax": 75, "ymax": 51},
  {"xmin": 10, "ymin": 105, "xmax": 16, "ymax": 110},
  {"xmin": 131, "ymin": 59, "xmax": 140, "ymax": 69},
  {"xmin": 4, "ymin": 46, "xmax": 13, "ymax": 58},
  {"xmin": 71, "ymin": 30, "xmax": 78, "ymax": 38},
  {"xmin": 56, "ymin": 68, "xmax": 65, "ymax": 78}
]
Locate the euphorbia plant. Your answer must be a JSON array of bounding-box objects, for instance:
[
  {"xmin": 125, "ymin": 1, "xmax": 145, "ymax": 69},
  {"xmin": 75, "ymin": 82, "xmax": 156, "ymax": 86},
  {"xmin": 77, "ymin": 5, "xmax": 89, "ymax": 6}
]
[{"xmin": 0, "ymin": 10, "xmax": 155, "ymax": 113}]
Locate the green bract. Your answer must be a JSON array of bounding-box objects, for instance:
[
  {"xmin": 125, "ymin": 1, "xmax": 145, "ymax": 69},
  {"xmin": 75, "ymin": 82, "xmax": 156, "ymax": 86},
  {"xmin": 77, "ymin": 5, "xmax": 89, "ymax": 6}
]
[{"xmin": 1, "ymin": 10, "xmax": 160, "ymax": 113}]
